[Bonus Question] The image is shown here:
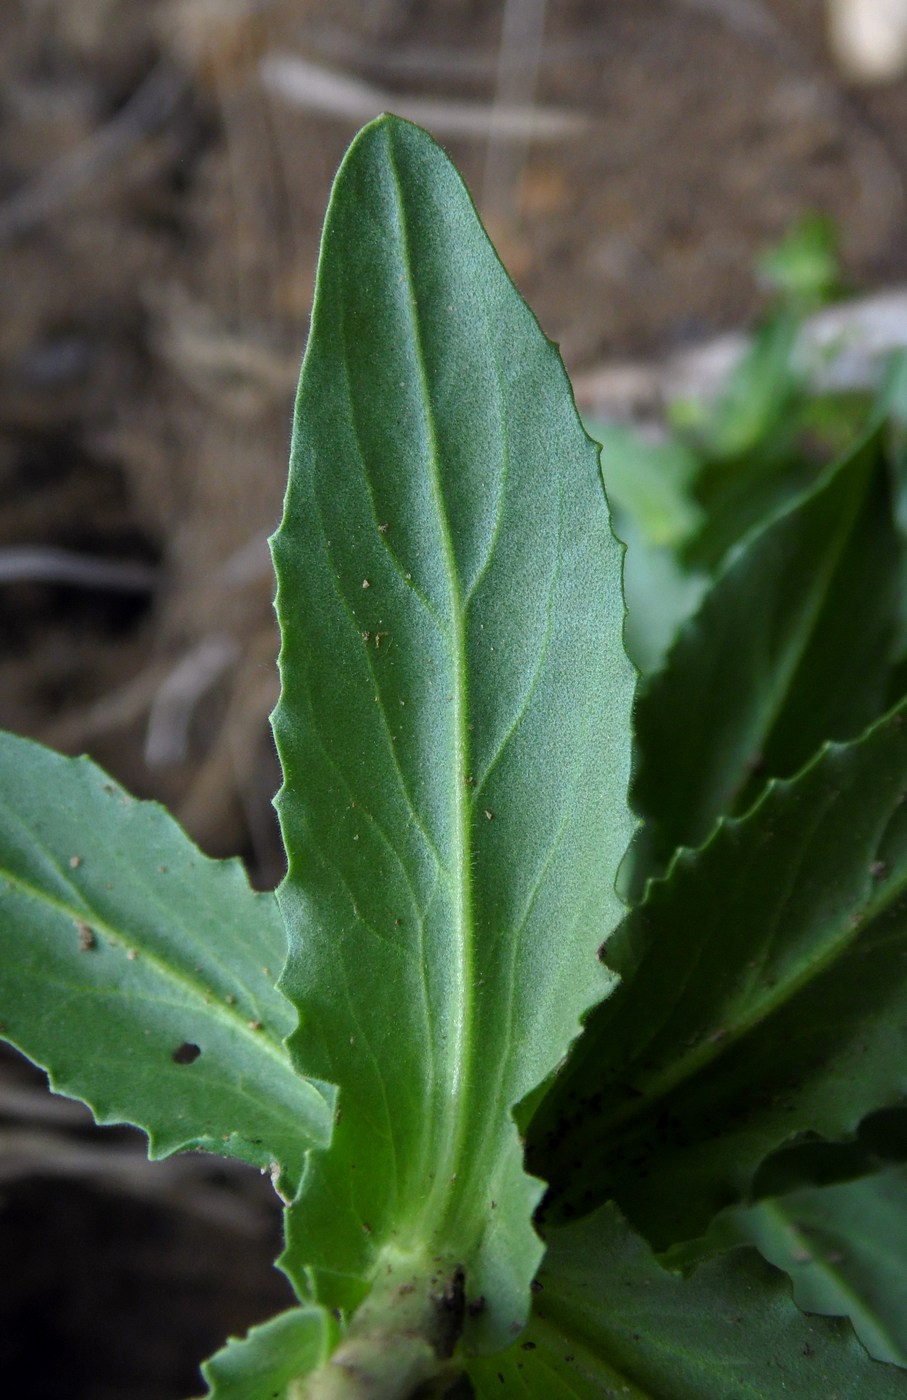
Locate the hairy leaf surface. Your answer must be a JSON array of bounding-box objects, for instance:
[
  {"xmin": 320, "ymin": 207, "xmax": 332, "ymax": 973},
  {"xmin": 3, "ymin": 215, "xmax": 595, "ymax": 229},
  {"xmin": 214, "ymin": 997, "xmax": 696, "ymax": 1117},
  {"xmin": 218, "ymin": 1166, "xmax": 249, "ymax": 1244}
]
[
  {"xmin": 631, "ymin": 428, "xmax": 899, "ymax": 887},
  {"xmin": 271, "ymin": 114, "xmax": 633, "ymax": 1350},
  {"xmin": 0, "ymin": 733, "xmax": 332, "ymax": 1191},
  {"xmin": 467, "ymin": 1205, "xmax": 907, "ymax": 1398},
  {"xmin": 200, "ymin": 1307, "xmax": 338, "ymax": 1399},
  {"xmin": 530, "ymin": 700, "xmax": 907, "ymax": 1249}
]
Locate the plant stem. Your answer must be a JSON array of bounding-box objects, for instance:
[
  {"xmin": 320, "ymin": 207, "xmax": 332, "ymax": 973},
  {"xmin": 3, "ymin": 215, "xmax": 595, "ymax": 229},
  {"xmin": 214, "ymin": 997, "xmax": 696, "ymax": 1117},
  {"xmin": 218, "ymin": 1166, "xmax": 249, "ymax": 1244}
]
[{"xmin": 291, "ymin": 1257, "xmax": 466, "ymax": 1400}]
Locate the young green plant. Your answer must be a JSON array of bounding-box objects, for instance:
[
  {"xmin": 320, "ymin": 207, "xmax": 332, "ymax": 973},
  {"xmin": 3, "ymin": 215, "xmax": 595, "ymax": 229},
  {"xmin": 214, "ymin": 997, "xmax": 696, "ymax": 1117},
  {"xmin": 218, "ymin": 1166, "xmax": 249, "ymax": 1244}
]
[{"xmin": 2, "ymin": 116, "xmax": 907, "ymax": 1399}]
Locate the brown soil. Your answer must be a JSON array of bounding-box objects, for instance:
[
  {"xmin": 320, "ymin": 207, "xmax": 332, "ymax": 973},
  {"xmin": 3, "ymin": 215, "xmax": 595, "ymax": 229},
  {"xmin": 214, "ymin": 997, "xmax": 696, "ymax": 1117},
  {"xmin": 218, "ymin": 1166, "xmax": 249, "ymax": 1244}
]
[{"xmin": 2, "ymin": 1, "xmax": 907, "ymax": 1394}]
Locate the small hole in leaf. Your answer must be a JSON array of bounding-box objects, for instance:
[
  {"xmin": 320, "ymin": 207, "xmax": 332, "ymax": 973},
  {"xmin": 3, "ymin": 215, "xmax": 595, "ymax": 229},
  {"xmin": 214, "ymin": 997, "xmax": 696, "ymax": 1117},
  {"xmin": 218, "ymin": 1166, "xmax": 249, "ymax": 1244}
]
[{"xmin": 172, "ymin": 1042, "xmax": 201, "ymax": 1065}]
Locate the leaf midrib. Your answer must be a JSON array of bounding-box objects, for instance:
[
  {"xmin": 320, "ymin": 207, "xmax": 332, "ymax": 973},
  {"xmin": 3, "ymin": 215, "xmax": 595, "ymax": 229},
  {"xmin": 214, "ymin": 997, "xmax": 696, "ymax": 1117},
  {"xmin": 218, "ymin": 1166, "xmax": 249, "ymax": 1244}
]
[
  {"xmin": 385, "ymin": 138, "xmax": 475, "ymax": 1229},
  {"xmin": 0, "ymin": 853, "xmax": 301, "ymax": 1081},
  {"xmin": 594, "ymin": 789, "xmax": 907, "ymax": 1142},
  {"xmin": 531, "ymin": 1289, "xmax": 789, "ymax": 1400}
]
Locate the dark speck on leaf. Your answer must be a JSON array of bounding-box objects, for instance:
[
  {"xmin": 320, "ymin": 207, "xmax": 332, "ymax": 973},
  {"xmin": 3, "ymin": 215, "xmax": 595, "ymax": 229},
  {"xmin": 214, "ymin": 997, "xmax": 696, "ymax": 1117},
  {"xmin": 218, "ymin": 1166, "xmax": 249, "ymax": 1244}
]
[
  {"xmin": 172, "ymin": 1042, "xmax": 201, "ymax": 1065},
  {"xmin": 75, "ymin": 920, "xmax": 96, "ymax": 952}
]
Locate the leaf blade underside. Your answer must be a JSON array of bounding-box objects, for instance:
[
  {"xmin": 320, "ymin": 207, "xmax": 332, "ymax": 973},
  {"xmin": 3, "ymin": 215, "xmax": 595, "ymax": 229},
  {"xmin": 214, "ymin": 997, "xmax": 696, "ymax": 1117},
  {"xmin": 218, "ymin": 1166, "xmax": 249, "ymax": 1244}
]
[
  {"xmin": 0, "ymin": 733, "xmax": 332, "ymax": 1194},
  {"xmin": 530, "ymin": 699, "xmax": 907, "ymax": 1250},
  {"xmin": 467, "ymin": 1205, "xmax": 907, "ymax": 1399},
  {"xmin": 271, "ymin": 115, "xmax": 634, "ymax": 1349}
]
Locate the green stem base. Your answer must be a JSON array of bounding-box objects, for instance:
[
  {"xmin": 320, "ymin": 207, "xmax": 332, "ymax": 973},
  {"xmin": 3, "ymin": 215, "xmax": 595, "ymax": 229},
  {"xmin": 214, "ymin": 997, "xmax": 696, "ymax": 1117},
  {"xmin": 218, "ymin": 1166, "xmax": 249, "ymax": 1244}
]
[{"xmin": 291, "ymin": 1255, "xmax": 466, "ymax": 1400}]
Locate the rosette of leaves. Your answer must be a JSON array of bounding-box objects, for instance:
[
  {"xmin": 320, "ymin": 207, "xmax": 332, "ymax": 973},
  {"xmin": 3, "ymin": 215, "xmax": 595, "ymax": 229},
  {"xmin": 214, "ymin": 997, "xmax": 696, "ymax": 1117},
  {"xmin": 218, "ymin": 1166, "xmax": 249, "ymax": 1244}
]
[{"xmin": 2, "ymin": 116, "xmax": 907, "ymax": 1399}]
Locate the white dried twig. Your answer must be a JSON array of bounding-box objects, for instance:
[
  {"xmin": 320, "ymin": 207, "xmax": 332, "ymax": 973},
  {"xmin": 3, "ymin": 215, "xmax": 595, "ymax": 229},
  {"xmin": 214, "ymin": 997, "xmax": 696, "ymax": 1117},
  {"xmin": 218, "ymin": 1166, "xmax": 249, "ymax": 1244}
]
[
  {"xmin": 482, "ymin": 0, "xmax": 549, "ymax": 220},
  {"xmin": 144, "ymin": 633, "xmax": 241, "ymax": 769},
  {"xmin": 260, "ymin": 52, "xmax": 586, "ymax": 141},
  {"xmin": 0, "ymin": 546, "xmax": 157, "ymax": 592}
]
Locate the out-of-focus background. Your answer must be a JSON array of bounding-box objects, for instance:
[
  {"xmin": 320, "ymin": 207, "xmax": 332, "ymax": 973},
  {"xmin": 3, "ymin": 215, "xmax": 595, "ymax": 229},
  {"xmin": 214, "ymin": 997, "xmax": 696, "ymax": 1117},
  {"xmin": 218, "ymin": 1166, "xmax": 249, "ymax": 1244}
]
[{"xmin": 2, "ymin": 1, "xmax": 907, "ymax": 1395}]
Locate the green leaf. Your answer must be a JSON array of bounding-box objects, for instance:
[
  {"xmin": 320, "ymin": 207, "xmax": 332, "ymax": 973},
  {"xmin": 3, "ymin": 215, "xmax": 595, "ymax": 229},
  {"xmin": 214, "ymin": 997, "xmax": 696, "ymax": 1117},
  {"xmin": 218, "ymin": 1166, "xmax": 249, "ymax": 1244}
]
[
  {"xmin": 588, "ymin": 424, "xmax": 708, "ymax": 675},
  {"xmin": 667, "ymin": 314, "xmax": 819, "ymax": 581},
  {"xmin": 270, "ymin": 115, "xmax": 634, "ymax": 1352},
  {"xmin": 467, "ymin": 1204, "xmax": 907, "ymax": 1398},
  {"xmin": 692, "ymin": 309, "xmax": 801, "ymax": 465},
  {"xmin": 757, "ymin": 215, "xmax": 842, "ymax": 309},
  {"xmin": 750, "ymin": 1122, "xmax": 902, "ymax": 1198},
  {"xmin": 0, "ymin": 733, "xmax": 333, "ymax": 1193},
  {"xmin": 529, "ymin": 699, "xmax": 907, "ymax": 1250},
  {"xmin": 611, "ymin": 509, "xmax": 709, "ymax": 678},
  {"xmin": 200, "ymin": 1307, "xmax": 338, "ymax": 1399},
  {"xmin": 631, "ymin": 425, "xmax": 900, "ymax": 888},
  {"xmin": 693, "ymin": 1167, "xmax": 907, "ymax": 1367},
  {"xmin": 592, "ymin": 423, "xmax": 703, "ymax": 549},
  {"xmin": 881, "ymin": 352, "xmax": 907, "ymax": 675}
]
